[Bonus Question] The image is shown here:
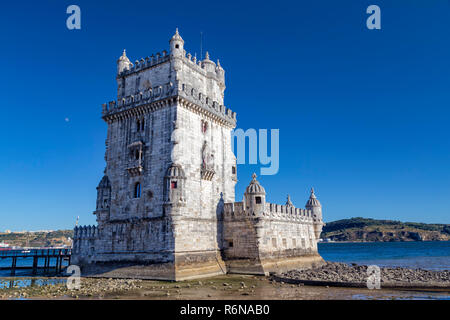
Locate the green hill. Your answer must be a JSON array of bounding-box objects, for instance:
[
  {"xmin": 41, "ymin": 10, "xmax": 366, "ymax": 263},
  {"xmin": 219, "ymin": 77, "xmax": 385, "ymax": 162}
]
[
  {"xmin": 0, "ymin": 230, "xmax": 73, "ymax": 248},
  {"xmin": 321, "ymin": 217, "xmax": 450, "ymax": 242}
]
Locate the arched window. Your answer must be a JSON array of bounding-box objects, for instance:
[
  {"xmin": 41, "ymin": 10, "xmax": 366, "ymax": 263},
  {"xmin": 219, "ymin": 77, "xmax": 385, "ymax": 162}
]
[
  {"xmin": 134, "ymin": 182, "xmax": 141, "ymax": 198},
  {"xmin": 136, "ymin": 120, "xmax": 141, "ymax": 132},
  {"xmin": 141, "ymin": 119, "xmax": 145, "ymax": 131}
]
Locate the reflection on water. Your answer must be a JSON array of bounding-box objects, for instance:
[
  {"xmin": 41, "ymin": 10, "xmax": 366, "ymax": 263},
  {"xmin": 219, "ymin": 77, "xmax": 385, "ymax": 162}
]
[
  {"xmin": 0, "ymin": 277, "xmax": 67, "ymax": 289},
  {"xmin": 352, "ymin": 293, "xmax": 450, "ymax": 300}
]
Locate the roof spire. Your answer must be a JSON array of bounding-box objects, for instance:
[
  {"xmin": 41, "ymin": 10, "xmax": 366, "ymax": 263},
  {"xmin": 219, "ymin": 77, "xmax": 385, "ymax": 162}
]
[
  {"xmin": 306, "ymin": 187, "xmax": 321, "ymax": 208},
  {"xmin": 170, "ymin": 28, "xmax": 184, "ymax": 44},
  {"xmin": 286, "ymin": 194, "xmax": 293, "ymax": 207},
  {"xmin": 245, "ymin": 173, "xmax": 266, "ymax": 195}
]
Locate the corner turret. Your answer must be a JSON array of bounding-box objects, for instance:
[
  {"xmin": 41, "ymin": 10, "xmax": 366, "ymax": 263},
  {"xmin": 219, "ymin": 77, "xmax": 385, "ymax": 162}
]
[
  {"xmin": 286, "ymin": 194, "xmax": 294, "ymax": 207},
  {"xmin": 169, "ymin": 28, "xmax": 184, "ymax": 57},
  {"xmin": 305, "ymin": 188, "xmax": 324, "ymax": 239},
  {"xmin": 117, "ymin": 49, "xmax": 132, "ymax": 74},
  {"xmin": 244, "ymin": 173, "xmax": 266, "ymax": 216},
  {"xmin": 94, "ymin": 175, "xmax": 111, "ymax": 224},
  {"xmin": 202, "ymin": 51, "xmax": 216, "ymax": 73}
]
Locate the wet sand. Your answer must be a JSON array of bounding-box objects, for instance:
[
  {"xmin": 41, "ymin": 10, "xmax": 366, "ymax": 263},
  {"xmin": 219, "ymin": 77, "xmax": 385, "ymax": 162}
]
[{"xmin": 0, "ymin": 274, "xmax": 449, "ymax": 300}]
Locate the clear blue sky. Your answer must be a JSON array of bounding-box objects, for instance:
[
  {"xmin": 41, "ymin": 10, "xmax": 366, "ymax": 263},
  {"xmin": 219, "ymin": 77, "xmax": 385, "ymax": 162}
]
[{"xmin": 0, "ymin": 0, "xmax": 449, "ymax": 230}]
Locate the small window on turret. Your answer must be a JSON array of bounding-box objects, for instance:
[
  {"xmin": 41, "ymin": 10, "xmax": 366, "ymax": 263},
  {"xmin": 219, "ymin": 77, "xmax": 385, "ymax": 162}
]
[
  {"xmin": 171, "ymin": 181, "xmax": 177, "ymax": 189},
  {"xmin": 232, "ymin": 166, "xmax": 236, "ymax": 174},
  {"xmin": 175, "ymin": 44, "xmax": 179, "ymax": 49},
  {"xmin": 255, "ymin": 196, "xmax": 261, "ymax": 204}
]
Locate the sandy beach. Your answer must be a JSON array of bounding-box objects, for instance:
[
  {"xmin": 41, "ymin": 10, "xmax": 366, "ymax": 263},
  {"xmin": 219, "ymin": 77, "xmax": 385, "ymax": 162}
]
[{"xmin": 0, "ymin": 273, "xmax": 449, "ymax": 300}]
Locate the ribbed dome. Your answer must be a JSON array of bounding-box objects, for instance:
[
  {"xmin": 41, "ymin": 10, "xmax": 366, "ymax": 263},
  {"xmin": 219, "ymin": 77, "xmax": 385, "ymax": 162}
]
[
  {"xmin": 245, "ymin": 173, "xmax": 266, "ymax": 195},
  {"xmin": 170, "ymin": 28, "xmax": 184, "ymax": 44},
  {"xmin": 286, "ymin": 194, "xmax": 294, "ymax": 207},
  {"xmin": 305, "ymin": 188, "xmax": 321, "ymax": 208},
  {"xmin": 117, "ymin": 49, "xmax": 131, "ymax": 63},
  {"xmin": 97, "ymin": 175, "xmax": 111, "ymax": 189},
  {"xmin": 165, "ymin": 163, "xmax": 186, "ymax": 178}
]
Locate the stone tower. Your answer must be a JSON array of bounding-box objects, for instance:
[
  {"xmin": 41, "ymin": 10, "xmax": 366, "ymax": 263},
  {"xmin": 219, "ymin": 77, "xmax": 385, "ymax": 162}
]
[
  {"xmin": 72, "ymin": 29, "xmax": 237, "ymax": 280},
  {"xmin": 72, "ymin": 30, "xmax": 325, "ymax": 280}
]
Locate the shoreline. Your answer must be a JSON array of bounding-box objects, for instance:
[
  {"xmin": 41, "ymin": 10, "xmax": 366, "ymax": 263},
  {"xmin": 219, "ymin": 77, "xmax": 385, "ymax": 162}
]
[
  {"xmin": 0, "ymin": 261, "xmax": 449, "ymax": 300},
  {"xmin": 0, "ymin": 274, "xmax": 449, "ymax": 300},
  {"xmin": 319, "ymin": 240, "xmax": 450, "ymax": 243}
]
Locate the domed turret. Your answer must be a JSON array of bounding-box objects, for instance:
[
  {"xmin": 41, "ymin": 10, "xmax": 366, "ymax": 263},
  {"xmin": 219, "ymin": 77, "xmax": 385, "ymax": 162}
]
[
  {"xmin": 305, "ymin": 188, "xmax": 321, "ymax": 209},
  {"xmin": 215, "ymin": 59, "xmax": 225, "ymax": 84},
  {"xmin": 95, "ymin": 175, "xmax": 111, "ymax": 223},
  {"xmin": 169, "ymin": 28, "xmax": 184, "ymax": 57},
  {"xmin": 245, "ymin": 173, "xmax": 266, "ymax": 195},
  {"xmin": 117, "ymin": 49, "xmax": 132, "ymax": 74},
  {"xmin": 306, "ymin": 188, "xmax": 324, "ymax": 240},
  {"xmin": 286, "ymin": 194, "xmax": 294, "ymax": 207},
  {"xmin": 244, "ymin": 173, "xmax": 266, "ymax": 216},
  {"xmin": 164, "ymin": 163, "xmax": 186, "ymax": 204},
  {"xmin": 165, "ymin": 163, "xmax": 185, "ymax": 179},
  {"xmin": 202, "ymin": 51, "xmax": 216, "ymax": 73}
]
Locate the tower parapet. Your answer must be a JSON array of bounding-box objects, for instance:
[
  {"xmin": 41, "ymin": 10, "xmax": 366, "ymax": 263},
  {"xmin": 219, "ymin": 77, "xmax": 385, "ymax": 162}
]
[{"xmin": 102, "ymin": 29, "xmax": 235, "ymax": 127}]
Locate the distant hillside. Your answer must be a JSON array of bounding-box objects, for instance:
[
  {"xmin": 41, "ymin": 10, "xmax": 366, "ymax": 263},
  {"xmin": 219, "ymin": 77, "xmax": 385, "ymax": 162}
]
[
  {"xmin": 322, "ymin": 217, "xmax": 450, "ymax": 242},
  {"xmin": 0, "ymin": 230, "xmax": 73, "ymax": 248}
]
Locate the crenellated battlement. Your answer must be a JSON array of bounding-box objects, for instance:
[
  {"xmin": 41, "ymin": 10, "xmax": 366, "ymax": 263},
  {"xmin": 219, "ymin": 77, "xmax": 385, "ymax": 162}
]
[
  {"xmin": 182, "ymin": 51, "xmax": 224, "ymax": 83},
  {"xmin": 102, "ymin": 81, "xmax": 176, "ymax": 116},
  {"xmin": 264, "ymin": 203, "xmax": 313, "ymax": 222},
  {"xmin": 116, "ymin": 48, "xmax": 224, "ymax": 84},
  {"xmin": 102, "ymin": 81, "xmax": 236, "ymax": 126},
  {"xmin": 74, "ymin": 225, "xmax": 98, "ymax": 239},
  {"xmin": 223, "ymin": 201, "xmax": 314, "ymax": 223},
  {"xmin": 117, "ymin": 50, "xmax": 170, "ymax": 77},
  {"xmin": 179, "ymin": 82, "xmax": 236, "ymax": 124}
]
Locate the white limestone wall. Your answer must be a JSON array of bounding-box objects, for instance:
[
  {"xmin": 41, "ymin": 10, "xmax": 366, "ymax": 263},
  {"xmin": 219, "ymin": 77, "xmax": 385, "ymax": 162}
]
[
  {"xmin": 172, "ymin": 104, "xmax": 236, "ymax": 253},
  {"xmin": 119, "ymin": 61, "xmax": 174, "ymax": 98},
  {"xmin": 257, "ymin": 220, "xmax": 317, "ymax": 255},
  {"xmin": 178, "ymin": 58, "xmax": 224, "ymax": 104},
  {"xmin": 105, "ymin": 105, "xmax": 176, "ymax": 222}
]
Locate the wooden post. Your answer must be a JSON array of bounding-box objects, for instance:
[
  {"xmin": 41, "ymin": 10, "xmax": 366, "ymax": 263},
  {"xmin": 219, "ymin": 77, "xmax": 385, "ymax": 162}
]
[
  {"xmin": 58, "ymin": 256, "xmax": 63, "ymax": 273},
  {"xmin": 32, "ymin": 256, "xmax": 38, "ymax": 275},
  {"xmin": 11, "ymin": 257, "xmax": 16, "ymax": 276}
]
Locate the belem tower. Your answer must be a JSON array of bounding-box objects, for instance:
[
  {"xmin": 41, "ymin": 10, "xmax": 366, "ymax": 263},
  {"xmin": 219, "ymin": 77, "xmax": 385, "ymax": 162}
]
[{"xmin": 72, "ymin": 30, "xmax": 325, "ymax": 280}]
